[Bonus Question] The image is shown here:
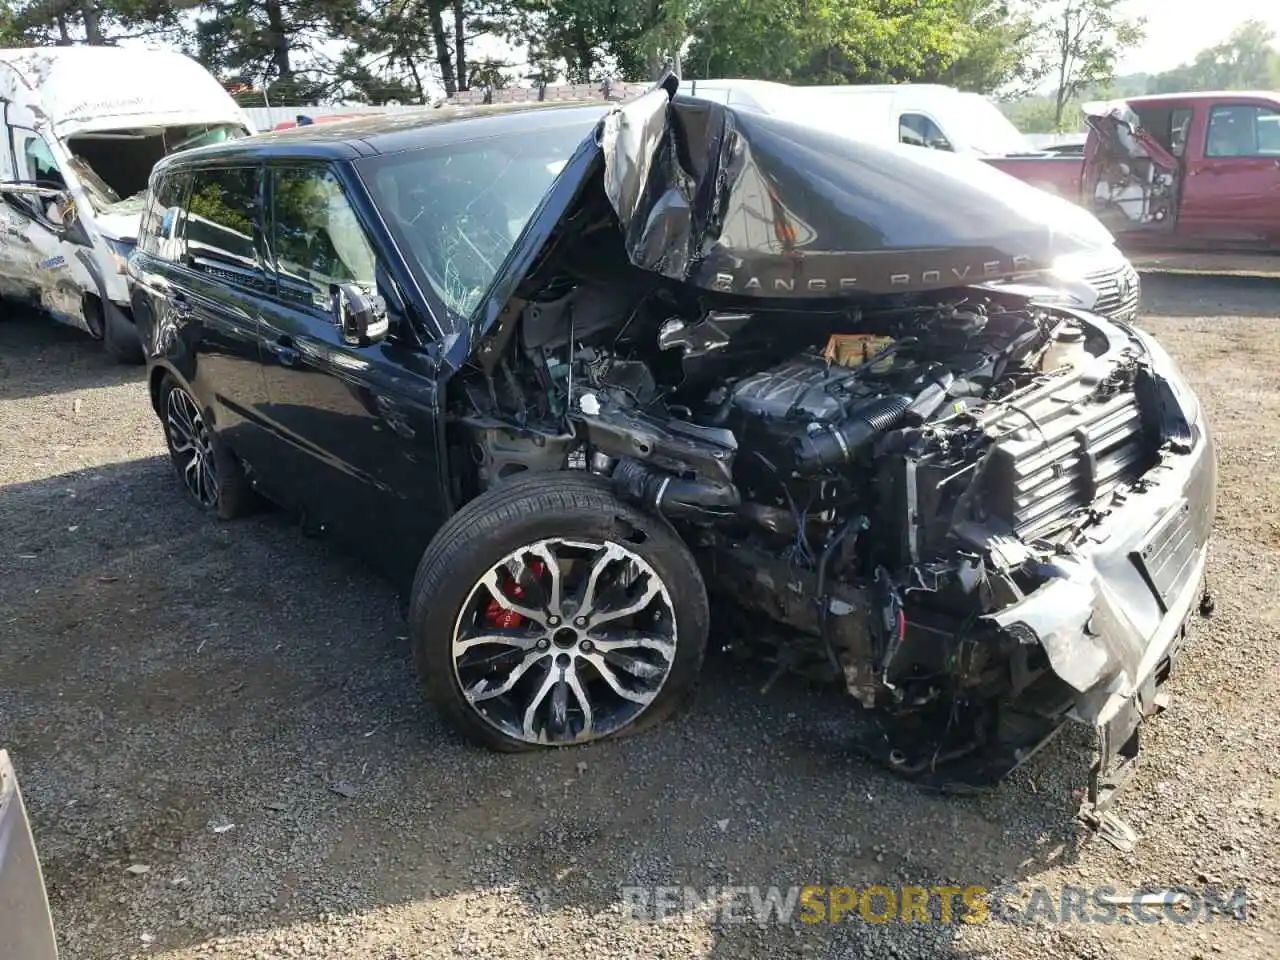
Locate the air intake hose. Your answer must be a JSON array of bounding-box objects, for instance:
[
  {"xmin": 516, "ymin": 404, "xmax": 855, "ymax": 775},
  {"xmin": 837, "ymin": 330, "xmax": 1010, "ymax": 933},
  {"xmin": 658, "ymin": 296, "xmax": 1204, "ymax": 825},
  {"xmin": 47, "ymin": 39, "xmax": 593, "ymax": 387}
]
[
  {"xmin": 611, "ymin": 457, "xmax": 741, "ymax": 522},
  {"xmin": 793, "ymin": 394, "xmax": 912, "ymax": 475}
]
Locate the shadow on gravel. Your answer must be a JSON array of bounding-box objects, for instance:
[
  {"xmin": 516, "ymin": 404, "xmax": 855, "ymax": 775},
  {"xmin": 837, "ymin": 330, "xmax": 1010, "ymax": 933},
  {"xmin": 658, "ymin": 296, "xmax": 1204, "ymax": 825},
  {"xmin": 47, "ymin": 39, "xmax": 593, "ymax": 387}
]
[
  {"xmin": 1140, "ymin": 273, "xmax": 1280, "ymax": 320},
  {"xmin": 0, "ymin": 310, "xmax": 143, "ymax": 400},
  {"xmin": 1, "ymin": 455, "xmax": 1096, "ymax": 960}
]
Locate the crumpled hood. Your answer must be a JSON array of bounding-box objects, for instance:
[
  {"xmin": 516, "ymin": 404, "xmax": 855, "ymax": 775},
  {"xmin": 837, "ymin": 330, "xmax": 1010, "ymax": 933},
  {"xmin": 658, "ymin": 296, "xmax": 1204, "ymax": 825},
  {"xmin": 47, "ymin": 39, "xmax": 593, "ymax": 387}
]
[{"xmin": 597, "ymin": 77, "xmax": 1108, "ymax": 299}]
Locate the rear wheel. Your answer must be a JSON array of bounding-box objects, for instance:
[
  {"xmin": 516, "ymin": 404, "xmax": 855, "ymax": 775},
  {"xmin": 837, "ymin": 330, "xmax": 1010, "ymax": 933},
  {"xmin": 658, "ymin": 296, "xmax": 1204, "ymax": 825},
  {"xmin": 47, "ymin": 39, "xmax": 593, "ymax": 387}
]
[
  {"xmin": 158, "ymin": 374, "xmax": 253, "ymax": 519},
  {"xmin": 410, "ymin": 472, "xmax": 708, "ymax": 751}
]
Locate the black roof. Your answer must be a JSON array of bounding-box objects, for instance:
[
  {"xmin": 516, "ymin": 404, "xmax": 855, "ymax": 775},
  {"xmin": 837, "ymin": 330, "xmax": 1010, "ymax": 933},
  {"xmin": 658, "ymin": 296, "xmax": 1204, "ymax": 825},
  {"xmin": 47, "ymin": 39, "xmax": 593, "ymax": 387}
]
[{"xmin": 162, "ymin": 101, "xmax": 610, "ymax": 168}]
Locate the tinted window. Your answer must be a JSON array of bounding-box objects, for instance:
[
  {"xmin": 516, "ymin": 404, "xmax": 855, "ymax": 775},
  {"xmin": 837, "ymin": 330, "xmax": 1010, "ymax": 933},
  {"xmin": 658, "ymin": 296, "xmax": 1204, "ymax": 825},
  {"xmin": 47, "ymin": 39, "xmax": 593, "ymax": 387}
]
[
  {"xmin": 184, "ymin": 167, "xmax": 265, "ymax": 287},
  {"xmin": 269, "ymin": 165, "xmax": 377, "ymax": 310},
  {"xmin": 21, "ymin": 134, "xmax": 64, "ymax": 187},
  {"xmin": 357, "ymin": 121, "xmax": 589, "ymax": 318},
  {"xmin": 1206, "ymin": 105, "xmax": 1280, "ymax": 157},
  {"xmin": 899, "ymin": 114, "xmax": 952, "ymax": 151},
  {"xmin": 139, "ymin": 173, "xmax": 190, "ymax": 260},
  {"xmin": 1170, "ymin": 108, "xmax": 1193, "ymax": 158}
]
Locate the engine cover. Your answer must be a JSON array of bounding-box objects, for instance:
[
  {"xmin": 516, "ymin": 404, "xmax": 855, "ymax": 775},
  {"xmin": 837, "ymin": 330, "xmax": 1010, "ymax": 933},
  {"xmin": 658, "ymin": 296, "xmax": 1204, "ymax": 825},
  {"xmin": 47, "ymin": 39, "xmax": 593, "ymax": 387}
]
[{"xmin": 728, "ymin": 358, "xmax": 876, "ymax": 422}]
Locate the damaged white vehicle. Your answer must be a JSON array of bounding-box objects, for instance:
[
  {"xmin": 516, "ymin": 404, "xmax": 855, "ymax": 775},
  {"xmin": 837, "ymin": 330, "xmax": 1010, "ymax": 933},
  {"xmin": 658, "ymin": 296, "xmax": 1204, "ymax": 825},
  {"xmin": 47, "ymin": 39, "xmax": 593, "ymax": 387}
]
[{"xmin": 0, "ymin": 46, "xmax": 251, "ymax": 360}]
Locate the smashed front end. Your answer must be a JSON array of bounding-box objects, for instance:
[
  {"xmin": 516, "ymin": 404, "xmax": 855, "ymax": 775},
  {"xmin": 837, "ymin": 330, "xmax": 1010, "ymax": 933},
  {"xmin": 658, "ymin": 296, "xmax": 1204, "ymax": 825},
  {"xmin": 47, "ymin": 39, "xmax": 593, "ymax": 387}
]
[{"xmin": 451, "ymin": 80, "xmax": 1216, "ymax": 834}]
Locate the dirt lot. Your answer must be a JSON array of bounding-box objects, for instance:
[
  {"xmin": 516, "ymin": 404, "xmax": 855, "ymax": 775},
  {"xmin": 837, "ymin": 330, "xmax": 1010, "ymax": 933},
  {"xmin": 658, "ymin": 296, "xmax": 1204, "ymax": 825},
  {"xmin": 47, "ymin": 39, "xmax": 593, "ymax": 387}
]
[{"xmin": 2, "ymin": 274, "xmax": 1279, "ymax": 960}]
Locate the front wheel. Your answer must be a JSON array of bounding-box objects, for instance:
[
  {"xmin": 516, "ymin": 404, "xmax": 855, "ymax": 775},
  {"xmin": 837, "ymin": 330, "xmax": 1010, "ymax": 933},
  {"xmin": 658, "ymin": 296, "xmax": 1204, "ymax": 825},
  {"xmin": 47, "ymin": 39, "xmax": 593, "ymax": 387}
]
[{"xmin": 409, "ymin": 472, "xmax": 709, "ymax": 751}]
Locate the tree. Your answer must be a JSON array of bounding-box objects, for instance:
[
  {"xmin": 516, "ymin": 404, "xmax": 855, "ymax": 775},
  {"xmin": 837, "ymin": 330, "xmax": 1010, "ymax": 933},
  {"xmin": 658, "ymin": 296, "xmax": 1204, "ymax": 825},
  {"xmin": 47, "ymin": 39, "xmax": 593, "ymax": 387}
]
[
  {"xmin": 9, "ymin": 0, "xmax": 196, "ymax": 45},
  {"xmin": 499, "ymin": 0, "xmax": 686, "ymax": 83},
  {"xmin": 1043, "ymin": 0, "xmax": 1145, "ymax": 129},
  {"xmin": 195, "ymin": 0, "xmax": 333, "ymax": 96},
  {"xmin": 685, "ymin": 0, "xmax": 965, "ymax": 86},
  {"xmin": 936, "ymin": 0, "xmax": 1048, "ymax": 95},
  {"xmin": 1148, "ymin": 20, "xmax": 1280, "ymax": 94}
]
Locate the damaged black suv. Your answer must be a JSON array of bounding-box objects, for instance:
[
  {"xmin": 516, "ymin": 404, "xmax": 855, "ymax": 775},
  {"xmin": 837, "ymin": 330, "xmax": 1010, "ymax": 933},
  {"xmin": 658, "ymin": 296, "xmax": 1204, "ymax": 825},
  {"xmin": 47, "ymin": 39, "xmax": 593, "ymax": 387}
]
[{"xmin": 128, "ymin": 77, "xmax": 1215, "ymax": 832}]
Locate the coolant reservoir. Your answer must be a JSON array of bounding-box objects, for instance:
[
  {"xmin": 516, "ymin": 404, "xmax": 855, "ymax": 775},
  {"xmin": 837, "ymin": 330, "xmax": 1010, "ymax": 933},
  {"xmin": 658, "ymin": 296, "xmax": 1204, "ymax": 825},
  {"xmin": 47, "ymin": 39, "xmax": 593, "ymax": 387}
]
[{"xmin": 1041, "ymin": 323, "xmax": 1087, "ymax": 372}]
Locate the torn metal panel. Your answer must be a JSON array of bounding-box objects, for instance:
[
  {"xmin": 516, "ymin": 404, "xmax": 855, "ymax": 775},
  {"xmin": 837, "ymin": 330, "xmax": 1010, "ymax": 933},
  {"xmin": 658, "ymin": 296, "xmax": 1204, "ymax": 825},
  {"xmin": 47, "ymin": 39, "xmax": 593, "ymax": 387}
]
[{"xmin": 0, "ymin": 201, "xmax": 90, "ymax": 330}]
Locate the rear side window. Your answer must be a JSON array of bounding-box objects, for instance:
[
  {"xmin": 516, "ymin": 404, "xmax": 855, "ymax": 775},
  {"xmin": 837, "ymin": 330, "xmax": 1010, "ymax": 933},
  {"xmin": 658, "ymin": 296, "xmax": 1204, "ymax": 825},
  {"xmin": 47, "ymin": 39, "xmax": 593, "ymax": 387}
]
[
  {"xmin": 899, "ymin": 113, "xmax": 952, "ymax": 151},
  {"xmin": 269, "ymin": 164, "xmax": 377, "ymax": 310},
  {"xmin": 1169, "ymin": 108, "xmax": 1193, "ymax": 157},
  {"xmin": 1206, "ymin": 105, "xmax": 1280, "ymax": 157},
  {"xmin": 184, "ymin": 167, "xmax": 266, "ymax": 288},
  {"xmin": 139, "ymin": 173, "xmax": 190, "ymax": 260}
]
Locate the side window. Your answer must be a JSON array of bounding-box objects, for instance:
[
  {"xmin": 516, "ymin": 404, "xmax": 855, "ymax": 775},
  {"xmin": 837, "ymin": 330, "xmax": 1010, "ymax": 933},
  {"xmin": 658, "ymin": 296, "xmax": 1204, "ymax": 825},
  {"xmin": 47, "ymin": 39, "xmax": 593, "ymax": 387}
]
[
  {"xmin": 899, "ymin": 113, "xmax": 952, "ymax": 151},
  {"xmin": 1170, "ymin": 108, "xmax": 1193, "ymax": 158},
  {"xmin": 183, "ymin": 167, "xmax": 265, "ymax": 288},
  {"xmin": 139, "ymin": 173, "xmax": 190, "ymax": 260},
  {"xmin": 1206, "ymin": 105, "xmax": 1280, "ymax": 157},
  {"xmin": 20, "ymin": 134, "xmax": 65, "ymax": 187},
  {"xmin": 269, "ymin": 165, "xmax": 377, "ymax": 311}
]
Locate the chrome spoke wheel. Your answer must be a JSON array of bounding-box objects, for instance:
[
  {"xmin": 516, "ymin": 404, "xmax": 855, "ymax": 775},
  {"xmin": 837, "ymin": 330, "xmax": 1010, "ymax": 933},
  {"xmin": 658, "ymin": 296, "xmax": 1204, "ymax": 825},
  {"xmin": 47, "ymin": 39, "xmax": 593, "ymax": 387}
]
[
  {"xmin": 452, "ymin": 537, "xmax": 678, "ymax": 745},
  {"xmin": 165, "ymin": 387, "xmax": 219, "ymax": 509}
]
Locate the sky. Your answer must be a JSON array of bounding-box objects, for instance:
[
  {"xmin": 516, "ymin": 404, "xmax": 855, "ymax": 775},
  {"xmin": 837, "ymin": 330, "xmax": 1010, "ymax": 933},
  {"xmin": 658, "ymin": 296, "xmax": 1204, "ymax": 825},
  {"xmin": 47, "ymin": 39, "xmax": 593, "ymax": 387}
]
[{"xmin": 1116, "ymin": 0, "xmax": 1280, "ymax": 74}]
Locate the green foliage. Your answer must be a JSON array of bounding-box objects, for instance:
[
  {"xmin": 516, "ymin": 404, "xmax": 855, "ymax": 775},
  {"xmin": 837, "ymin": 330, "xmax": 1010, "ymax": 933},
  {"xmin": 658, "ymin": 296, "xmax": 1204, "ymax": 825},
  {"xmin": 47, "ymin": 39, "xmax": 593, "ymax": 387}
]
[
  {"xmin": 684, "ymin": 0, "xmax": 965, "ymax": 86},
  {"xmin": 936, "ymin": 0, "xmax": 1047, "ymax": 95},
  {"xmin": 1003, "ymin": 94, "xmax": 1084, "ymax": 132},
  {"xmin": 497, "ymin": 0, "xmax": 686, "ymax": 83},
  {"xmin": 1147, "ymin": 20, "xmax": 1280, "ymax": 94},
  {"xmin": 0, "ymin": 0, "xmax": 1159, "ymax": 113},
  {"xmin": 8, "ymin": 0, "xmax": 196, "ymax": 45}
]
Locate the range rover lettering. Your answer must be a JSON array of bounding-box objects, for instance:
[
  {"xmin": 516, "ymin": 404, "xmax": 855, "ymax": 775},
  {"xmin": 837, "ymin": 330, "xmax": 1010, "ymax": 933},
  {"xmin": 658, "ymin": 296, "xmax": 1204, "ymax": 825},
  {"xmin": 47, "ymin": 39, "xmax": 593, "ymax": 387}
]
[{"xmin": 128, "ymin": 76, "xmax": 1216, "ymax": 841}]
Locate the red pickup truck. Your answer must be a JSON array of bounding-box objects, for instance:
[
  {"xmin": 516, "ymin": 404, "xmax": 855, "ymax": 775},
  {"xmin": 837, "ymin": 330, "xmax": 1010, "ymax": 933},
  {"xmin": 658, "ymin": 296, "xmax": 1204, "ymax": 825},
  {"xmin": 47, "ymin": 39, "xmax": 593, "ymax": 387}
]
[{"xmin": 986, "ymin": 92, "xmax": 1280, "ymax": 250}]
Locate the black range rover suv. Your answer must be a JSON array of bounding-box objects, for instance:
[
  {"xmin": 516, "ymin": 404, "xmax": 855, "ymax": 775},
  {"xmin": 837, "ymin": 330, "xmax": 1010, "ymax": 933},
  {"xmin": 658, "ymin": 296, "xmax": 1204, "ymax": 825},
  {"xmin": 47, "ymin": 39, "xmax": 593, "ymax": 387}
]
[{"xmin": 128, "ymin": 79, "xmax": 1214, "ymax": 832}]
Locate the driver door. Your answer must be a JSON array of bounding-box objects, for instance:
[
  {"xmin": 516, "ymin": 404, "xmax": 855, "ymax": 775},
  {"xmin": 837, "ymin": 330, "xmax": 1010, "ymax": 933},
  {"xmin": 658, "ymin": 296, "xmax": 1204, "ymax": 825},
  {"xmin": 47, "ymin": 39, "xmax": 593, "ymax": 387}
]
[
  {"xmin": 0, "ymin": 121, "xmax": 92, "ymax": 326},
  {"xmin": 254, "ymin": 161, "xmax": 448, "ymax": 570}
]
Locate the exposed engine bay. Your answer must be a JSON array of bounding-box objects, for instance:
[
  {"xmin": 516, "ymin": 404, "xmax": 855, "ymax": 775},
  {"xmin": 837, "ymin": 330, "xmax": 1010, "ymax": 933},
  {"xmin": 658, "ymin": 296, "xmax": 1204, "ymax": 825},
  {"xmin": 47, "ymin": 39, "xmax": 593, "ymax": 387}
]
[{"xmin": 448, "ymin": 265, "xmax": 1185, "ymax": 791}]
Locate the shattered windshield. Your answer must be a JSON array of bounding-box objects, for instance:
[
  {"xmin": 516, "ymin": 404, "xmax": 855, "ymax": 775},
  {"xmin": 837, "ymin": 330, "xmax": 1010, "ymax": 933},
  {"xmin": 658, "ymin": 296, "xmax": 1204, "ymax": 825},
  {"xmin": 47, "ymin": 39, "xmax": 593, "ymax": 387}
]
[
  {"xmin": 65, "ymin": 155, "xmax": 121, "ymax": 209},
  {"xmin": 65, "ymin": 123, "xmax": 248, "ymax": 212},
  {"xmin": 356, "ymin": 120, "xmax": 593, "ymax": 321}
]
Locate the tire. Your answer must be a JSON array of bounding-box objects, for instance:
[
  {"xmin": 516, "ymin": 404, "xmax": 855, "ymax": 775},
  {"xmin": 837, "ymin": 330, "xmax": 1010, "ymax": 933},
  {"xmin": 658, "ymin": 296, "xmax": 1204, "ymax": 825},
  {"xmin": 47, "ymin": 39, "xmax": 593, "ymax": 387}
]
[
  {"xmin": 158, "ymin": 374, "xmax": 254, "ymax": 520},
  {"xmin": 102, "ymin": 302, "xmax": 144, "ymax": 365},
  {"xmin": 410, "ymin": 471, "xmax": 709, "ymax": 752}
]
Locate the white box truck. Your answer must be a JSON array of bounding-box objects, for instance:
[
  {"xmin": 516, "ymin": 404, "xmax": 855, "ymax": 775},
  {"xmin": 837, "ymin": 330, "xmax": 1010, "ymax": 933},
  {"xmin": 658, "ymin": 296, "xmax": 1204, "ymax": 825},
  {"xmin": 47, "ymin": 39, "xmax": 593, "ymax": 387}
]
[{"xmin": 0, "ymin": 46, "xmax": 253, "ymax": 361}]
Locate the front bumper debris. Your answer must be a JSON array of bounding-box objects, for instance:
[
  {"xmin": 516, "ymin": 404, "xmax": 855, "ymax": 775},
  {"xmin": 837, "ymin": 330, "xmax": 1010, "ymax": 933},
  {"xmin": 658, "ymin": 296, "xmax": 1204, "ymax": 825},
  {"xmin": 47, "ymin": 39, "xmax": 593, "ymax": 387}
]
[{"xmin": 990, "ymin": 412, "xmax": 1217, "ymax": 848}]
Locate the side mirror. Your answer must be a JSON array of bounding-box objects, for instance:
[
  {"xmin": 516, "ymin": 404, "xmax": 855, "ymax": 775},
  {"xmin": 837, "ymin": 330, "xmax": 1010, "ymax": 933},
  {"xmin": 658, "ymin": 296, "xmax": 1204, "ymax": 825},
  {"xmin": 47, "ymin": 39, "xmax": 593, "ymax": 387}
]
[
  {"xmin": 0, "ymin": 183, "xmax": 72, "ymax": 236},
  {"xmin": 331, "ymin": 282, "xmax": 389, "ymax": 347},
  {"xmin": 0, "ymin": 182, "xmax": 68, "ymax": 203}
]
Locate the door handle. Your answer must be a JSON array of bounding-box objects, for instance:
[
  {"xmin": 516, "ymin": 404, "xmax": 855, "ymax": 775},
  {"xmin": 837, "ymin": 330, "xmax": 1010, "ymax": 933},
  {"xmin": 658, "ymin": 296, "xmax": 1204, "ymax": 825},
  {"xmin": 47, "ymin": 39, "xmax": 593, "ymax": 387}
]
[{"xmin": 269, "ymin": 335, "xmax": 301, "ymax": 367}]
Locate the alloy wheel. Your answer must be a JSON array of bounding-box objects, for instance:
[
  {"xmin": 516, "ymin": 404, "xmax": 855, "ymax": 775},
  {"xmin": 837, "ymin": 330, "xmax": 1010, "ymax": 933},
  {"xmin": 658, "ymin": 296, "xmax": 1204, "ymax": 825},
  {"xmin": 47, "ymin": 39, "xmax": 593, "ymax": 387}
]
[
  {"xmin": 165, "ymin": 387, "xmax": 219, "ymax": 509},
  {"xmin": 451, "ymin": 537, "xmax": 678, "ymax": 745}
]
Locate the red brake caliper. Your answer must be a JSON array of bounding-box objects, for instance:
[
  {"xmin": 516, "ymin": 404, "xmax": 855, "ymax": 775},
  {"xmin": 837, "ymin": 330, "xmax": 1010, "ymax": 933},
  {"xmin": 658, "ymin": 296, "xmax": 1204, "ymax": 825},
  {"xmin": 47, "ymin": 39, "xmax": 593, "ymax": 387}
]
[{"xmin": 484, "ymin": 559, "xmax": 547, "ymax": 629}]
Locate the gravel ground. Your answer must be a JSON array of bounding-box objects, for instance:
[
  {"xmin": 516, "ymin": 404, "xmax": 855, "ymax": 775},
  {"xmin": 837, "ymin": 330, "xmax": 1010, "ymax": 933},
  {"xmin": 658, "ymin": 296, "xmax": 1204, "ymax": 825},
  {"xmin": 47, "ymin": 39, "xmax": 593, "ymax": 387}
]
[{"xmin": 2, "ymin": 275, "xmax": 1278, "ymax": 959}]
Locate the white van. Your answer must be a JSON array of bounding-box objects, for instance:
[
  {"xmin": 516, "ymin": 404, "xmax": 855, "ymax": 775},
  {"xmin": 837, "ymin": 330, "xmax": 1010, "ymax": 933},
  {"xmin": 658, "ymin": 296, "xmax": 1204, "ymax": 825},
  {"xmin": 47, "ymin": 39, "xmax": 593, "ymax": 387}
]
[
  {"xmin": 0, "ymin": 46, "xmax": 253, "ymax": 360},
  {"xmin": 684, "ymin": 80, "xmax": 1040, "ymax": 157}
]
